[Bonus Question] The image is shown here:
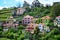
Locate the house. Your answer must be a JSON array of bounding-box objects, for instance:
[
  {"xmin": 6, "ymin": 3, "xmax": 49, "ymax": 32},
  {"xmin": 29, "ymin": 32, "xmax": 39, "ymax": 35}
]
[
  {"xmin": 22, "ymin": 15, "xmax": 34, "ymax": 25},
  {"xmin": 54, "ymin": 16, "xmax": 60, "ymax": 27},
  {"xmin": 2, "ymin": 16, "xmax": 19, "ymax": 31},
  {"xmin": 13, "ymin": 8, "xmax": 25, "ymax": 16},
  {"xmin": 38, "ymin": 23, "xmax": 44, "ymax": 32},
  {"xmin": 25, "ymin": 23, "xmax": 38, "ymax": 33},
  {"xmin": 16, "ymin": 8, "xmax": 25, "ymax": 15},
  {"xmin": 38, "ymin": 23, "xmax": 50, "ymax": 32},
  {"xmin": 44, "ymin": 26, "xmax": 50, "ymax": 32},
  {"xmin": 41, "ymin": 16, "xmax": 51, "ymax": 26}
]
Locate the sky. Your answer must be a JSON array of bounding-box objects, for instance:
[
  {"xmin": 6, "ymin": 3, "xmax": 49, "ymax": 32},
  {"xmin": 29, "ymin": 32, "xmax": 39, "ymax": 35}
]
[{"xmin": 0, "ymin": 0, "xmax": 60, "ymax": 9}]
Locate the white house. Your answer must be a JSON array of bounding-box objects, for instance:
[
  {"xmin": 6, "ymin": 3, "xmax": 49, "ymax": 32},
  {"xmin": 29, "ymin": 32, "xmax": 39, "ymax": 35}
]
[
  {"xmin": 38, "ymin": 23, "xmax": 50, "ymax": 32},
  {"xmin": 54, "ymin": 16, "xmax": 60, "ymax": 27},
  {"xmin": 38, "ymin": 23, "xmax": 44, "ymax": 32}
]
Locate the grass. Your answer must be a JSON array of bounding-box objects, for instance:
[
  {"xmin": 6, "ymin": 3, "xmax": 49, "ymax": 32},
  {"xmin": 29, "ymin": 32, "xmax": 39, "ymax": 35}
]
[
  {"xmin": 0, "ymin": 13, "xmax": 12, "ymax": 21},
  {"xmin": 0, "ymin": 9, "xmax": 24, "ymax": 21},
  {"xmin": 0, "ymin": 38, "xmax": 10, "ymax": 40}
]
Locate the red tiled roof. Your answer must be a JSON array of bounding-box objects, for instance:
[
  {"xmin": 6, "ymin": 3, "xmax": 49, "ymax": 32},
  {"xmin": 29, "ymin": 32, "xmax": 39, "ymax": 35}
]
[
  {"xmin": 24, "ymin": 15, "xmax": 33, "ymax": 18},
  {"xmin": 56, "ymin": 16, "xmax": 60, "ymax": 18},
  {"xmin": 41, "ymin": 16, "xmax": 50, "ymax": 19}
]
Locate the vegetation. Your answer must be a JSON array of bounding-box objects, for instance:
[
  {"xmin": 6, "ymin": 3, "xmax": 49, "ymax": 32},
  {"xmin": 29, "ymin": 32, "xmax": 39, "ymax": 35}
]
[
  {"xmin": 0, "ymin": 0, "xmax": 60, "ymax": 40},
  {"xmin": 51, "ymin": 4, "xmax": 60, "ymax": 19}
]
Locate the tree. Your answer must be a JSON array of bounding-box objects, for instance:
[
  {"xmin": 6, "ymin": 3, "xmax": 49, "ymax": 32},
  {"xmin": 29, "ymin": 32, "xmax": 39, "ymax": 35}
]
[
  {"xmin": 31, "ymin": 0, "xmax": 43, "ymax": 8},
  {"xmin": 0, "ymin": 27, "xmax": 2, "ymax": 31},
  {"xmin": 33, "ymin": 27, "xmax": 40, "ymax": 40},
  {"xmin": 36, "ymin": 18, "xmax": 41, "ymax": 24},
  {"xmin": 41, "ymin": 28, "xmax": 60, "ymax": 40},
  {"xmin": 50, "ymin": 4, "xmax": 60, "ymax": 19},
  {"xmin": 17, "ymin": 33, "xmax": 25, "ymax": 40},
  {"xmin": 18, "ymin": 25, "xmax": 25, "ymax": 30},
  {"xmin": 23, "ymin": 1, "xmax": 30, "ymax": 8},
  {"xmin": 23, "ymin": 1, "xmax": 31, "ymax": 12},
  {"xmin": 0, "ymin": 27, "xmax": 3, "ymax": 37}
]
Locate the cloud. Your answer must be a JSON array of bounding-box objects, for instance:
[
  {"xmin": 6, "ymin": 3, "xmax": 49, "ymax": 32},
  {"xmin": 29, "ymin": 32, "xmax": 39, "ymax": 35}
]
[
  {"xmin": 0, "ymin": 6, "xmax": 4, "ymax": 10},
  {"xmin": 0, "ymin": 6, "xmax": 9, "ymax": 10},
  {"xmin": 15, "ymin": 0, "xmax": 54, "ymax": 6},
  {"xmin": 0, "ymin": 0, "xmax": 60, "ymax": 8},
  {"xmin": 15, "ymin": 0, "xmax": 33, "ymax": 4},
  {"xmin": 25, "ymin": 0, "xmax": 34, "ymax": 4},
  {"xmin": 16, "ymin": 0, "xmax": 60, "ymax": 5}
]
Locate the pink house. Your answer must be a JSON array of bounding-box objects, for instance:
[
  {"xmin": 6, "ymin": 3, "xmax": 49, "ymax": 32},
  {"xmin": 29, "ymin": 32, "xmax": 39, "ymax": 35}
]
[{"xmin": 22, "ymin": 15, "xmax": 33, "ymax": 25}]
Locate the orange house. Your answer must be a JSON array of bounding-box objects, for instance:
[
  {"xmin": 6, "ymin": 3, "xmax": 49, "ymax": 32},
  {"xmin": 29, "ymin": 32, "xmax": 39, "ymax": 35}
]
[{"xmin": 25, "ymin": 23, "xmax": 38, "ymax": 33}]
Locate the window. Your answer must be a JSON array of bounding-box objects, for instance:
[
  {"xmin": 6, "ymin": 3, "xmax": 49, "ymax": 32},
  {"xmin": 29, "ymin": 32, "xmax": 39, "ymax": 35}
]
[
  {"xmin": 7, "ymin": 22, "xmax": 9, "ymax": 23},
  {"xmin": 59, "ymin": 18, "xmax": 60, "ymax": 20},
  {"xmin": 31, "ymin": 18, "xmax": 33, "ymax": 19},
  {"xmin": 25, "ymin": 22, "xmax": 27, "ymax": 24},
  {"xmin": 28, "ymin": 18, "xmax": 30, "ymax": 19},
  {"xmin": 28, "ymin": 22, "xmax": 30, "ymax": 24},
  {"xmin": 39, "ymin": 26, "xmax": 41, "ymax": 27}
]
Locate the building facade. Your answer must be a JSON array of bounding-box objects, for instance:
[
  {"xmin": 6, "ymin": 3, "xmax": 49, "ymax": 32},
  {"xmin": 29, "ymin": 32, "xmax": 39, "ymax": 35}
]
[
  {"xmin": 13, "ymin": 8, "xmax": 25, "ymax": 16},
  {"xmin": 26, "ymin": 23, "xmax": 38, "ymax": 33},
  {"xmin": 54, "ymin": 16, "xmax": 60, "ymax": 27},
  {"xmin": 22, "ymin": 15, "xmax": 34, "ymax": 25},
  {"xmin": 3, "ymin": 16, "xmax": 19, "ymax": 31},
  {"xmin": 16, "ymin": 8, "xmax": 25, "ymax": 15},
  {"xmin": 38, "ymin": 23, "xmax": 50, "ymax": 32}
]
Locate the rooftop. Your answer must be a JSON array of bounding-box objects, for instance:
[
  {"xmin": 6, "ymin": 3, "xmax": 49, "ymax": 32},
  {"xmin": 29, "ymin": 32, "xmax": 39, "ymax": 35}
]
[
  {"xmin": 41, "ymin": 16, "xmax": 51, "ymax": 19},
  {"xmin": 24, "ymin": 15, "xmax": 33, "ymax": 18},
  {"xmin": 56, "ymin": 16, "xmax": 60, "ymax": 18}
]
